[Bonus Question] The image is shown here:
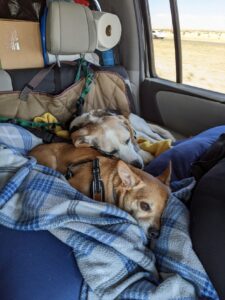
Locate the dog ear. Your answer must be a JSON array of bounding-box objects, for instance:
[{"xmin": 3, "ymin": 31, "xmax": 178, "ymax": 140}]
[
  {"xmin": 71, "ymin": 130, "xmax": 92, "ymax": 148},
  {"xmin": 117, "ymin": 160, "xmax": 142, "ymax": 189},
  {"xmin": 157, "ymin": 161, "xmax": 172, "ymax": 186},
  {"xmin": 72, "ymin": 136, "xmax": 92, "ymax": 148}
]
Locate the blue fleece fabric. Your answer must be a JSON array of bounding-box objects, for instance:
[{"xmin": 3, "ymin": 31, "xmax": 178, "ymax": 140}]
[{"xmin": 0, "ymin": 225, "xmax": 82, "ymax": 300}]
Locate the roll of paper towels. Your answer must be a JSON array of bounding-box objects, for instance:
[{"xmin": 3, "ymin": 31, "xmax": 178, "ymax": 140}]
[{"xmin": 92, "ymin": 11, "xmax": 122, "ymax": 51}]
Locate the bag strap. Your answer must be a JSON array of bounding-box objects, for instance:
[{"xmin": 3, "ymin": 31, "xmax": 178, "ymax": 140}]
[
  {"xmin": 19, "ymin": 58, "xmax": 94, "ymax": 115},
  {"xmin": 19, "ymin": 64, "xmax": 56, "ymax": 101}
]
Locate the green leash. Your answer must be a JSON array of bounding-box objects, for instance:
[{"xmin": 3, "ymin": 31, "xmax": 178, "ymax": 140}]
[
  {"xmin": 0, "ymin": 117, "xmax": 68, "ymax": 143},
  {"xmin": 0, "ymin": 116, "xmax": 62, "ymax": 129},
  {"xmin": 75, "ymin": 57, "xmax": 95, "ymax": 116}
]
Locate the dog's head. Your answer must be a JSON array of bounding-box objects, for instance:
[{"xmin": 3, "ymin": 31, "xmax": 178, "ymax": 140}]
[
  {"xmin": 70, "ymin": 109, "xmax": 145, "ymax": 168},
  {"xmin": 115, "ymin": 160, "xmax": 171, "ymax": 239}
]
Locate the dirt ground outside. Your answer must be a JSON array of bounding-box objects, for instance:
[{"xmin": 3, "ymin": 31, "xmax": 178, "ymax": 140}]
[{"xmin": 153, "ymin": 38, "xmax": 225, "ymax": 94}]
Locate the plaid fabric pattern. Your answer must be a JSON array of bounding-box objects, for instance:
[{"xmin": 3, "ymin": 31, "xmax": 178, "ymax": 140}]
[{"xmin": 0, "ymin": 124, "xmax": 218, "ymax": 300}]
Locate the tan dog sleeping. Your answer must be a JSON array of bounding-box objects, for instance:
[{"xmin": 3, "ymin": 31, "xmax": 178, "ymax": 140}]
[
  {"xmin": 69, "ymin": 110, "xmax": 154, "ymax": 169},
  {"xmin": 29, "ymin": 143, "xmax": 171, "ymax": 239}
]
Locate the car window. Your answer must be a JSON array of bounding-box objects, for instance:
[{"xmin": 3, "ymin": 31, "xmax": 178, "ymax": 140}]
[
  {"xmin": 178, "ymin": 0, "xmax": 225, "ymax": 93},
  {"xmin": 148, "ymin": 0, "xmax": 176, "ymax": 82},
  {"xmin": 148, "ymin": 0, "xmax": 225, "ymax": 94}
]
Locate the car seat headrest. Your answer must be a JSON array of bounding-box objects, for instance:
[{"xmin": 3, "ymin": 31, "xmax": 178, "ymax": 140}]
[
  {"xmin": 46, "ymin": 1, "xmax": 122, "ymax": 55},
  {"xmin": 46, "ymin": 2, "xmax": 97, "ymax": 55},
  {"xmin": 0, "ymin": 70, "xmax": 13, "ymax": 91}
]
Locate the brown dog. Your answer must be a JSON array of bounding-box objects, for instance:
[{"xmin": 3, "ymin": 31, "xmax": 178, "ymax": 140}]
[{"xmin": 29, "ymin": 143, "xmax": 171, "ymax": 238}]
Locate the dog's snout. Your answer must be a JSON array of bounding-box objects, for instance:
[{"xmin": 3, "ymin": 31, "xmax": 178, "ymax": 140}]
[
  {"xmin": 148, "ymin": 227, "xmax": 160, "ymax": 239},
  {"xmin": 132, "ymin": 160, "xmax": 143, "ymax": 169}
]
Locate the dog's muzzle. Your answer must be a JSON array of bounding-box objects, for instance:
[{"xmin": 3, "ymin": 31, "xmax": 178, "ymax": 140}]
[{"xmin": 132, "ymin": 160, "xmax": 144, "ymax": 169}]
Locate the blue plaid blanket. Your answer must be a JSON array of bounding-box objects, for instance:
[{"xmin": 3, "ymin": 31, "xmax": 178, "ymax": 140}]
[{"xmin": 0, "ymin": 124, "xmax": 218, "ymax": 300}]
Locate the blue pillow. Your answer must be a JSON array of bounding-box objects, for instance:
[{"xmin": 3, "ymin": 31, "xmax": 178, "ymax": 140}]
[{"xmin": 144, "ymin": 126, "xmax": 225, "ymax": 182}]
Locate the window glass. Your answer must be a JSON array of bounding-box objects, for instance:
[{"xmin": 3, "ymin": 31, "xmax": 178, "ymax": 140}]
[
  {"xmin": 178, "ymin": 0, "xmax": 225, "ymax": 93},
  {"xmin": 148, "ymin": 0, "xmax": 176, "ymax": 81}
]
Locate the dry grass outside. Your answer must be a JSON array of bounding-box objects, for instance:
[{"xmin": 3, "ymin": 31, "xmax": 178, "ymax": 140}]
[
  {"xmin": 153, "ymin": 38, "xmax": 225, "ymax": 94},
  {"xmin": 161, "ymin": 29, "xmax": 225, "ymax": 44}
]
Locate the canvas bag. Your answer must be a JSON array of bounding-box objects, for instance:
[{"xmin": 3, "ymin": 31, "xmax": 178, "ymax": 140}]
[{"xmin": 0, "ymin": 70, "xmax": 131, "ymax": 122}]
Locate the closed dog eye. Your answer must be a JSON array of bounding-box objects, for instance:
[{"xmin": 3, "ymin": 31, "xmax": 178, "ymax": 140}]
[
  {"xmin": 91, "ymin": 147, "xmax": 118, "ymax": 156},
  {"xmin": 109, "ymin": 149, "xmax": 118, "ymax": 155},
  {"xmin": 124, "ymin": 138, "xmax": 130, "ymax": 145}
]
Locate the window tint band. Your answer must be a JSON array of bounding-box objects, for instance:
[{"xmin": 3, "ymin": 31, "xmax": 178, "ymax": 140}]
[{"xmin": 169, "ymin": 0, "xmax": 182, "ymax": 83}]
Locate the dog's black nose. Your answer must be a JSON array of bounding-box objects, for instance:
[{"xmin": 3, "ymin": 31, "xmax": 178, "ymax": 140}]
[
  {"xmin": 148, "ymin": 227, "xmax": 160, "ymax": 239},
  {"xmin": 132, "ymin": 160, "xmax": 143, "ymax": 169}
]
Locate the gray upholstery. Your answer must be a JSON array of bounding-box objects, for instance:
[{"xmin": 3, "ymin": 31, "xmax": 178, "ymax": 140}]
[
  {"xmin": 0, "ymin": 70, "xmax": 13, "ymax": 91},
  {"xmin": 46, "ymin": 2, "xmax": 97, "ymax": 55},
  {"xmin": 99, "ymin": 0, "xmax": 141, "ymax": 113}
]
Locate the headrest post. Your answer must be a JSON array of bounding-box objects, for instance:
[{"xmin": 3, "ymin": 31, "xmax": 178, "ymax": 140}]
[
  {"xmin": 92, "ymin": 0, "xmax": 102, "ymax": 11},
  {"xmin": 56, "ymin": 55, "xmax": 61, "ymax": 68}
]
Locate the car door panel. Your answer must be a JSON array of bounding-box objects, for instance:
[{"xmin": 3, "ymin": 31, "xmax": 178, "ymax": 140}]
[{"xmin": 140, "ymin": 78, "xmax": 225, "ymax": 136}]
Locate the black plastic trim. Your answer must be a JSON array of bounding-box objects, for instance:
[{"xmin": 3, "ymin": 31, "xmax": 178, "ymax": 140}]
[
  {"xmin": 169, "ymin": 0, "xmax": 182, "ymax": 83},
  {"xmin": 133, "ymin": 0, "xmax": 145, "ymax": 83},
  {"xmin": 139, "ymin": 0, "xmax": 156, "ymax": 77}
]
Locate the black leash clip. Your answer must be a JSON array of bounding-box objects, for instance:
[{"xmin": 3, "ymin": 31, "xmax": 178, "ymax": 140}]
[
  {"xmin": 76, "ymin": 97, "xmax": 84, "ymax": 116},
  {"xmin": 91, "ymin": 159, "xmax": 105, "ymax": 202},
  {"xmin": 65, "ymin": 164, "xmax": 74, "ymax": 180}
]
